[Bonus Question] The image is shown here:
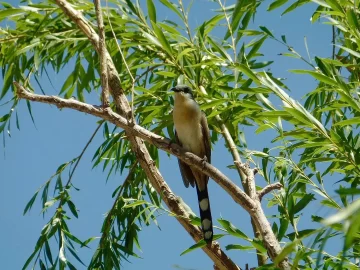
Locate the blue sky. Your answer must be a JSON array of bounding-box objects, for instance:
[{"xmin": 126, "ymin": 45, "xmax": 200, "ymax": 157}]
[{"xmin": 0, "ymin": 0, "xmax": 337, "ymax": 269}]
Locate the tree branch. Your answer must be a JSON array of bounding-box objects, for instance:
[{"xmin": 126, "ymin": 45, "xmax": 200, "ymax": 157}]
[
  {"xmin": 258, "ymin": 183, "xmax": 283, "ymax": 201},
  {"xmin": 94, "ymin": 0, "xmax": 110, "ymax": 107},
  {"xmin": 202, "ymin": 81, "xmax": 267, "ymax": 266}
]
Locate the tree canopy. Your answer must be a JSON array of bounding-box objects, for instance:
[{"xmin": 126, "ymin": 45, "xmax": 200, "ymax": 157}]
[{"xmin": 1, "ymin": 0, "xmax": 360, "ymax": 269}]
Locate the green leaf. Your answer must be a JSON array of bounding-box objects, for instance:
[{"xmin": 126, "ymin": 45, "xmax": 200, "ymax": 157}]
[
  {"xmin": 294, "ymin": 194, "xmax": 315, "ymax": 214},
  {"xmin": 225, "ymin": 244, "xmax": 253, "ymax": 250},
  {"xmin": 251, "ymin": 239, "xmax": 267, "ymax": 253},
  {"xmin": 323, "ymin": 199, "xmax": 360, "ymax": 225},
  {"xmin": 180, "ymin": 234, "xmax": 225, "ymax": 255},
  {"xmin": 0, "ymin": 8, "xmax": 24, "ymax": 20},
  {"xmin": 334, "ymin": 117, "xmax": 360, "ymax": 126},
  {"xmin": 67, "ymin": 200, "xmax": 78, "ymax": 218},
  {"xmin": 336, "ymin": 188, "xmax": 360, "ymax": 195},
  {"xmin": 207, "ymin": 37, "xmax": 233, "ymax": 62},
  {"xmin": 147, "ymin": 0, "xmax": 156, "ymax": 23},
  {"xmin": 151, "ymin": 22, "xmax": 173, "ymax": 56},
  {"xmin": 200, "ymin": 99, "xmax": 226, "ymax": 110},
  {"xmin": 282, "ymin": 0, "xmax": 309, "ymax": 15},
  {"xmin": 274, "ymin": 239, "xmax": 301, "ymax": 265},
  {"xmin": 336, "ymin": 45, "xmax": 360, "ymax": 58},
  {"xmin": 236, "ymin": 64, "xmax": 259, "ymax": 83},
  {"xmin": 23, "ymin": 191, "xmax": 39, "ymax": 215},
  {"xmin": 290, "ymin": 70, "xmax": 338, "ymax": 86},
  {"xmin": 159, "ymin": 0, "xmax": 183, "ymax": 19},
  {"xmin": 218, "ymin": 219, "xmax": 249, "ymax": 239},
  {"xmin": 0, "ymin": 114, "xmax": 10, "ymax": 123},
  {"xmin": 123, "ymin": 200, "xmax": 149, "ymax": 208},
  {"xmin": 1, "ymin": 63, "xmax": 14, "ymax": 99},
  {"xmin": 268, "ymin": 0, "xmax": 288, "ymax": 11},
  {"xmin": 259, "ymin": 26, "xmax": 274, "ymax": 38}
]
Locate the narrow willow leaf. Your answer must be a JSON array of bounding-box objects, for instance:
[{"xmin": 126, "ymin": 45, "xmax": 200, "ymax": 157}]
[
  {"xmin": 274, "ymin": 239, "xmax": 301, "ymax": 265},
  {"xmin": 336, "ymin": 188, "xmax": 360, "ymax": 195},
  {"xmin": 67, "ymin": 200, "xmax": 78, "ymax": 218},
  {"xmin": 282, "ymin": 0, "xmax": 309, "ymax": 15},
  {"xmin": 159, "ymin": 0, "xmax": 183, "ymax": 19},
  {"xmin": 200, "ymin": 99, "xmax": 226, "ymax": 110},
  {"xmin": 123, "ymin": 200, "xmax": 149, "ymax": 208},
  {"xmin": 0, "ymin": 114, "xmax": 10, "ymax": 122},
  {"xmin": 322, "ymin": 199, "xmax": 360, "ymax": 225},
  {"xmin": 218, "ymin": 219, "xmax": 248, "ymax": 239},
  {"xmin": 207, "ymin": 37, "xmax": 233, "ymax": 62},
  {"xmin": 1, "ymin": 63, "xmax": 14, "ymax": 99},
  {"xmin": 335, "ymin": 45, "xmax": 360, "ymax": 58},
  {"xmin": 236, "ymin": 64, "xmax": 259, "ymax": 83},
  {"xmin": 290, "ymin": 70, "xmax": 337, "ymax": 86},
  {"xmin": 151, "ymin": 22, "xmax": 172, "ymax": 56},
  {"xmin": 259, "ymin": 26, "xmax": 274, "ymax": 38},
  {"xmin": 23, "ymin": 191, "xmax": 39, "ymax": 215},
  {"xmin": 294, "ymin": 194, "xmax": 315, "ymax": 214},
  {"xmin": 0, "ymin": 8, "xmax": 24, "ymax": 20},
  {"xmin": 147, "ymin": 0, "xmax": 156, "ymax": 23},
  {"xmin": 268, "ymin": 0, "xmax": 288, "ymax": 11},
  {"xmin": 226, "ymin": 244, "xmax": 253, "ymax": 250},
  {"xmin": 251, "ymin": 239, "xmax": 267, "ymax": 253},
  {"xmin": 334, "ymin": 117, "xmax": 360, "ymax": 126},
  {"xmin": 180, "ymin": 234, "xmax": 225, "ymax": 255}
]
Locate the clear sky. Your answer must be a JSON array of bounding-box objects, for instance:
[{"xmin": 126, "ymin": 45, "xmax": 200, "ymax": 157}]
[{"xmin": 1, "ymin": 0, "xmax": 336, "ymax": 269}]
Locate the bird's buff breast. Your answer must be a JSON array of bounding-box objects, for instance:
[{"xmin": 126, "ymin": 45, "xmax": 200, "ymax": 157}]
[{"xmin": 173, "ymin": 101, "xmax": 204, "ymax": 156}]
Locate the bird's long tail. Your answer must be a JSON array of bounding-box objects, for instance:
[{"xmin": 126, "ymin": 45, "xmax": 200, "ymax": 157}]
[{"xmin": 195, "ymin": 184, "xmax": 213, "ymax": 243}]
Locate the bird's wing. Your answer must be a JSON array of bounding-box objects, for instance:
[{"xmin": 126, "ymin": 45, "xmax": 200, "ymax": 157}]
[
  {"xmin": 175, "ymin": 130, "xmax": 195, "ymax": 188},
  {"xmin": 200, "ymin": 112, "xmax": 211, "ymax": 165}
]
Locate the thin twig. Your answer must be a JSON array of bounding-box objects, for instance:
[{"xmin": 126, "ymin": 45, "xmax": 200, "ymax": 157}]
[
  {"xmin": 178, "ymin": 0, "xmax": 193, "ymax": 43},
  {"xmin": 94, "ymin": 0, "xmax": 110, "ymax": 107},
  {"xmin": 217, "ymin": 0, "xmax": 236, "ymax": 63},
  {"xmin": 105, "ymin": 0, "xmax": 135, "ymax": 115},
  {"xmin": 65, "ymin": 122, "xmax": 103, "ymax": 187},
  {"xmin": 257, "ymin": 182, "xmax": 283, "ymax": 201}
]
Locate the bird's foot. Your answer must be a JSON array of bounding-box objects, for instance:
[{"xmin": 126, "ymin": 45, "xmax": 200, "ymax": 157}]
[{"xmin": 201, "ymin": 155, "xmax": 208, "ymax": 169}]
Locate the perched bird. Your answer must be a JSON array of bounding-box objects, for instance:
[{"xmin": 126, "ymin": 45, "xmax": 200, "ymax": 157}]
[{"xmin": 171, "ymin": 85, "xmax": 213, "ymax": 243}]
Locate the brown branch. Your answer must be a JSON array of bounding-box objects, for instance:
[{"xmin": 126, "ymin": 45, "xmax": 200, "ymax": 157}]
[
  {"xmin": 94, "ymin": 0, "xmax": 110, "ymax": 107},
  {"xmin": 211, "ymin": 89, "xmax": 266, "ymax": 266},
  {"xmin": 15, "ymin": 82, "xmax": 289, "ymax": 269},
  {"xmin": 258, "ymin": 182, "xmax": 283, "ymax": 201},
  {"xmin": 66, "ymin": 122, "xmax": 103, "ymax": 187}
]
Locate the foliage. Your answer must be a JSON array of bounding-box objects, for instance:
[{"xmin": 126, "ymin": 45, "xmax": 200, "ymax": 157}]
[{"xmin": 1, "ymin": 0, "xmax": 360, "ymax": 269}]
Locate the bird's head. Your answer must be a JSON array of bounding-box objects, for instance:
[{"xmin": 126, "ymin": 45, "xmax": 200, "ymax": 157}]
[{"xmin": 171, "ymin": 85, "xmax": 194, "ymax": 100}]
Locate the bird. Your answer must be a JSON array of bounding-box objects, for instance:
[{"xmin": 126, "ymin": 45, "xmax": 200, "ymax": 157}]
[{"xmin": 171, "ymin": 84, "xmax": 213, "ymax": 243}]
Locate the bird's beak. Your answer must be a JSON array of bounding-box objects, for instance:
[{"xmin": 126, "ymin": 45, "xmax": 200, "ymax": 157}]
[{"xmin": 171, "ymin": 87, "xmax": 179, "ymax": 92}]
